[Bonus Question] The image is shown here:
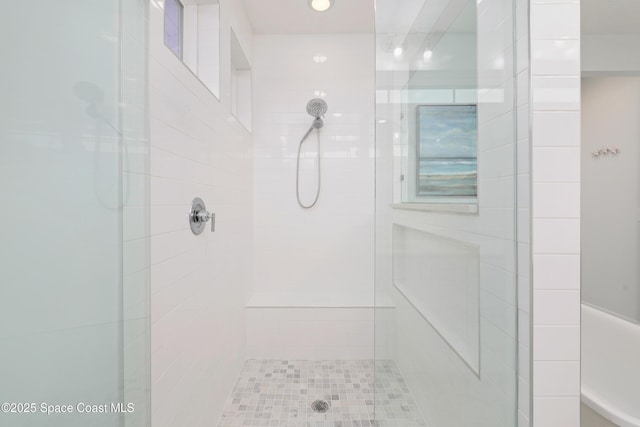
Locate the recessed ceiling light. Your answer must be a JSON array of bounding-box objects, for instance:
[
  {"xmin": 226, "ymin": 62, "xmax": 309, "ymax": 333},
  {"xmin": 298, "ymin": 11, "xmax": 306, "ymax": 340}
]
[
  {"xmin": 423, "ymin": 50, "xmax": 433, "ymax": 60},
  {"xmin": 309, "ymin": 0, "xmax": 333, "ymax": 12},
  {"xmin": 393, "ymin": 47, "xmax": 403, "ymax": 57}
]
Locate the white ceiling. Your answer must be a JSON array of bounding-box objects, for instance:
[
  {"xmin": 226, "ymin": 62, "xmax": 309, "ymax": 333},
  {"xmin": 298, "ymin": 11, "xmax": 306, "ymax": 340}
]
[
  {"xmin": 241, "ymin": 0, "xmax": 374, "ymax": 34},
  {"xmin": 582, "ymin": 0, "xmax": 640, "ymax": 34},
  {"xmin": 243, "ymin": 0, "xmax": 640, "ymax": 36}
]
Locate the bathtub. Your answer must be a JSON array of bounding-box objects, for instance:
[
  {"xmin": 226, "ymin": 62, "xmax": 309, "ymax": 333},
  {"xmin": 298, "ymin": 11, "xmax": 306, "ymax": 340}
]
[{"xmin": 582, "ymin": 304, "xmax": 640, "ymax": 427}]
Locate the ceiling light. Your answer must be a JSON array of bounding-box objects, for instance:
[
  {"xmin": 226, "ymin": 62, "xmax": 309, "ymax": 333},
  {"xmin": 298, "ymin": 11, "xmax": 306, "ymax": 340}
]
[
  {"xmin": 393, "ymin": 47, "xmax": 403, "ymax": 57},
  {"xmin": 423, "ymin": 50, "xmax": 433, "ymax": 61},
  {"xmin": 309, "ymin": 0, "xmax": 333, "ymax": 12}
]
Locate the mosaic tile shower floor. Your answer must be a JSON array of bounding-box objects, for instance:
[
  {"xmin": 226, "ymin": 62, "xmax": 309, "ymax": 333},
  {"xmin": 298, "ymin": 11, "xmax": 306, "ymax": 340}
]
[{"xmin": 217, "ymin": 359, "xmax": 427, "ymax": 427}]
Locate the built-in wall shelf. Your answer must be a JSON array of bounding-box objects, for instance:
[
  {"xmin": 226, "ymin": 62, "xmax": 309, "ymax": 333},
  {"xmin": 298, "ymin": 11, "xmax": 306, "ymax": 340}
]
[
  {"xmin": 246, "ymin": 291, "xmax": 394, "ymax": 308},
  {"xmin": 391, "ymin": 203, "xmax": 478, "ymax": 214},
  {"xmin": 392, "ymin": 224, "xmax": 481, "ymax": 376}
]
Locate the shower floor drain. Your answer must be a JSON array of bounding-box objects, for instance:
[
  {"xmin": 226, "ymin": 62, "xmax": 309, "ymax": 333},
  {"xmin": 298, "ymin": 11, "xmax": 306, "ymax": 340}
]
[{"xmin": 311, "ymin": 399, "xmax": 330, "ymax": 413}]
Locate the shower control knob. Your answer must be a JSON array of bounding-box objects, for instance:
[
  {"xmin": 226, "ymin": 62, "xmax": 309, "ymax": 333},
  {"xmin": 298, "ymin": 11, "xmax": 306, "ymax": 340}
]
[{"xmin": 189, "ymin": 197, "xmax": 215, "ymax": 235}]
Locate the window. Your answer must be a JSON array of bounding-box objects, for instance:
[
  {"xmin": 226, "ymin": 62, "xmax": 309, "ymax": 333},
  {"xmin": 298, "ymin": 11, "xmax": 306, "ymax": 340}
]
[
  {"xmin": 163, "ymin": 0, "xmax": 221, "ymax": 98},
  {"xmin": 164, "ymin": 0, "xmax": 183, "ymax": 59},
  {"xmin": 415, "ymin": 104, "xmax": 478, "ymax": 199}
]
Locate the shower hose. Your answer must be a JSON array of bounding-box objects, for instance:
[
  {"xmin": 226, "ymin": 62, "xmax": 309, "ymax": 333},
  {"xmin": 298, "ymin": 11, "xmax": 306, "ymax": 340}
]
[{"xmin": 296, "ymin": 126, "xmax": 321, "ymax": 209}]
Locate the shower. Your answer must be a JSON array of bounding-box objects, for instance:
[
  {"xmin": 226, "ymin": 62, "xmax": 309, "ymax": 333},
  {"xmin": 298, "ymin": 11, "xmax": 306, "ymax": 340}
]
[{"xmin": 296, "ymin": 98, "xmax": 327, "ymax": 209}]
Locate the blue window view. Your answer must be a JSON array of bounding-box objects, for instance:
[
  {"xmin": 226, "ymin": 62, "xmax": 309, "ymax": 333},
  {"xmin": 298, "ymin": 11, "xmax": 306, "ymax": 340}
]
[
  {"xmin": 164, "ymin": 0, "xmax": 183, "ymax": 59},
  {"xmin": 416, "ymin": 105, "xmax": 478, "ymax": 197}
]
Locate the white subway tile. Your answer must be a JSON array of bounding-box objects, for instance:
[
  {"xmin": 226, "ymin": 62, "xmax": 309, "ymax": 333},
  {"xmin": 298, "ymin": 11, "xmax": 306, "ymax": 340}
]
[
  {"xmin": 530, "ymin": 4, "xmax": 579, "ymax": 40},
  {"xmin": 532, "ymin": 219, "xmax": 580, "ymax": 254},
  {"xmin": 532, "ymin": 147, "xmax": 580, "ymax": 182},
  {"xmin": 533, "ymin": 397, "xmax": 580, "ymax": 427},
  {"xmin": 532, "ymin": 183, "xmax": 580, "ymax": 217},
  {"xmin": 533, "ymin": 326, "xmax": 580, "ymax": 360},
  {"xmin": 532, "ymin": 76, "xmax": 580, "ymax": 111},
  {"xmin": 533, "ymin": 290, "xmax": 580, "ymax": 325},
  {"xmin": 533, "ymin": 361, "xmax": 580, "ymax": 396},
  {"xmin": 532, "ymin": 111, "xmax": 580, "ymax": 147},
  {"xmin": 532, "ymin": 254, "xmax": 580, "ymax": 290},
  {"xmin": 531, "ymin": 40, "xmax": 580, "ymax": 76}
]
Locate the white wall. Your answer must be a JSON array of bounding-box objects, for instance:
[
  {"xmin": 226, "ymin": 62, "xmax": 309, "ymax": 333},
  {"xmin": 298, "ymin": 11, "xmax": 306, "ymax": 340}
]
[
  {"xmin": 148, "ymin": 1, "xmax": 254, "ymax": 426},
  {"xmin": 252, "ymin": 34, "xmax": 375, "ymax": 299},
  {"xmin": 581, "ymin": 77, "xmax": 640, "ymax": 322},
  {"xmin": 246, "ymin": 306, "xmax": 375, "ymax": 360},
  {"xmin": 582, "ymin": 35, "xmax": 640, "ymax": 74},
  {"xmin": 530, "ymin": 0, "xmax": 582, "ymax": 424}
]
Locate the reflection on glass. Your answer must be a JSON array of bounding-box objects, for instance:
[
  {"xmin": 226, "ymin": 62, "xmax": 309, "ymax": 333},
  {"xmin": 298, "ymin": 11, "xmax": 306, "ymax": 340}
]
[
  {"xmin": 417, "ymin": 105, "xmax": 478, "ymax": 197},
  {"xmin": 375, "ymin": 0, "xmax": 520, "ymax": 424}
]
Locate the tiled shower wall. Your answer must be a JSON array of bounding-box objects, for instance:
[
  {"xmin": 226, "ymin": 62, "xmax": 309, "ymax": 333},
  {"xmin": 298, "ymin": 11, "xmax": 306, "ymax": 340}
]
[
  {"xmin": 148, "ymin": 1, "xmax": 255, "ymax": 426},
  {"xmin": 530, "ymin": 0, "xmax": 582, "ymax": 425},
  {"xmin": 248, "ymin": 33, "xmax": 376, "ymax": 361},
  {"xmin": 252, "ymin": 34, "xmax": 375, "ymax": 299}
]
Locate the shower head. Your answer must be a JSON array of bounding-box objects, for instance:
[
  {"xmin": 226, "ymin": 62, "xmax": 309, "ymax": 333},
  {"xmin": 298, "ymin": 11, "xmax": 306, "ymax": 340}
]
[{"xmin": 306, "ymin": 98, "xmax": 328, "ymax": 119}]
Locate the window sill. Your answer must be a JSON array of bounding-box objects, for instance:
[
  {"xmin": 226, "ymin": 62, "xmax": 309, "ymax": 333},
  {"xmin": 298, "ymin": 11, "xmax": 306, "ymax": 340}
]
[{"xmin": 390, "ymin": 203, "xmax": 478, "ymax": 214}]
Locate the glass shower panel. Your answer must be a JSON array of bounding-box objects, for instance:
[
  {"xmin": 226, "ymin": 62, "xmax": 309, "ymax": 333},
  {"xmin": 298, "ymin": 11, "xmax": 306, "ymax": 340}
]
[
  {"xmin": 375, "ymin": 0, "xmax": 520, "ymax": 425},
  {"xmin": 0, "ymin": 1, "xmax": 150, "ymax": 426}
]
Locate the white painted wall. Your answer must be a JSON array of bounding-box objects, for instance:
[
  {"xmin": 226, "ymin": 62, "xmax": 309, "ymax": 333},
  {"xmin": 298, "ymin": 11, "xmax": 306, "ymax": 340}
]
[
  {"xmin": 148, "ymin": 1, "xmax": 254, "ymax": 425},
  {"xmin": 530, "ymin": 0, "xmax": 582, "ymax": 424},
  {"xmin": 581, "ymin": 76, "xmax": 640, "ymax": 322},
  {"xmin": 582, "ymin": 35, "xmax": 640, "ymax": 74},
  {"xmin": 252, "ymin": 34, "xmax": 375, "ymax": 300}
]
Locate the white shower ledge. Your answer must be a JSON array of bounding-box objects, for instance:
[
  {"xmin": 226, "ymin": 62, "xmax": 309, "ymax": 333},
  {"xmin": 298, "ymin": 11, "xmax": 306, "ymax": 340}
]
[
  {"xmin": 391, "ymin": 203, "xmax": 478, "ymax": 214},
  {"xmin": 247, "ymin": 291, "xmax": 394, "ymax": 308}
]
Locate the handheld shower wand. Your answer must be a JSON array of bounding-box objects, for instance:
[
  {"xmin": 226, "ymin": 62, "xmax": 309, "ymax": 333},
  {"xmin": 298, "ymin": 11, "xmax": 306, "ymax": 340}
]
[{"xmin": 296, "ymin": 98, "xmax": 327, "ymax": 209}]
